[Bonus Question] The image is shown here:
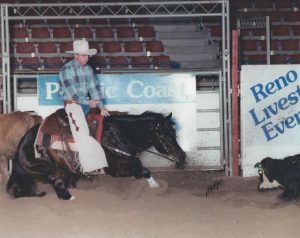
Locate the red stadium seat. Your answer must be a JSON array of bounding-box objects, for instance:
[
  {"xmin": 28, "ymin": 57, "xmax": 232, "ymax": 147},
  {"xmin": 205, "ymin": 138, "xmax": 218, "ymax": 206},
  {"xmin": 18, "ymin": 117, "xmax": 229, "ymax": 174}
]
[
  {"xmin": 129, "ymin": 56, "xmax": 150, "ymax": 68},
  {"xmin": 232, "ymin": 0, "xmax": 253, "ymax": 9},
  {"xmin": 260, "ymin": 40, "xmax": 280, "ymax": 51},
  {"xmin": 38, "ymin": 42, "xmax": 58, "ymax": 53},
  {"xmin": 43, "ymin": 57, "xmax": 63, "ymax": 69},
  {"xmin": 240, "ymin": 29, "xmax": 251, "ymax": 37},
  {"xmin": 146, "ymin": 41, "xmax": 164, "ymax": 52},
  {"xmin": 268, "ymin": 12, "xmax": 282, "ymax": 22},
  {"xmin": 272, "ymin": 25, "xmax": 291, "ymax": 36},
  {"xmin": 254, "ymin": 0, "xmax": 274, "ymax": 9},
  {"xmin": 10, "ymin": 27, "xmax": 29, "ymax": 38},
  {"xmin": 95, "ymin": 27, "xmax": 114, "ymax": 39},
  {"xmin": 108, "ymin": 56, "xmax": 128, "ymax": 68},
  {"xmin": 31, "ymin": 27, "xmax": 50, "ymax": 38},
  {"xmin": 244, "ymin": 54, "xmax": 266, "ymax": 64},
  {"xmin": 89, "ymin": 42, "xmax": 101, "ymax": 53},
  {"xmin": 116, "ymin": 27, "xmax": 135, "ymax": 39},
  {"xmin": 275, "ymin": 0, "xmax": 293, "ymax": 8},
  {"xmin": 103, "ymin": 42, "xmax": 122, "ymax": 53},
  {"xmin": 137, "ymin": 26, "xmax": 156, "ymax": 38},
  {"xmin": 290, "ymin": 54, "xmax": 300, "ymax": 63},
  {"xmin": 124, "ymin": 41, "xmax": 144, "ymax": 53},
  {"xmin": 15, "ymin": 42, "xmax": 36, "ymax": 53},
  {"xmin": 241, "ymin": 40, "xmax": 258, "ymax": 51},
  {"xmin": 292, "ymin": 25, "xmax": 300, "ymax": 36},
  {"xmin": 19, "ymin": 57, "xmax": 42, "ymax": 69},
  {"xmin": 252, "ymin": 29, "xmax": 266, "ymax": 37},
  {"xmin": 52, "ymin": 27, "xmax": 72, "ymax": 38},
  {"xmin": 59, "ymin": 42, "xmax": 73, "ymax": 53},
  {"xmin": 281, "ymin": 40, "xmax": 299, "ymax": 51},
  {"xmin": 152, "ymin": 55, "xmax": 171, "ymax": 68},
  {"xmin": 271, "ymin": 54, "xmax": 289, "ymax": 64},
  {"xmin": 283, "ymin": 11, "xmax": 300, "ymax": 22},
  {"xmin": 73, "ymin": 27, "xmax": 93, "ymax": 39}
]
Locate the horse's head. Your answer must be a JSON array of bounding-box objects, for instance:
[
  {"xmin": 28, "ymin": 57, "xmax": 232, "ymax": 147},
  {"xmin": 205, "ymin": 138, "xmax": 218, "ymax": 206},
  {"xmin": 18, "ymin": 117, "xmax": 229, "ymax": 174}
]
[{"xmin": 153, "ymin": 113, "xmax": 186, "ymax": 168}]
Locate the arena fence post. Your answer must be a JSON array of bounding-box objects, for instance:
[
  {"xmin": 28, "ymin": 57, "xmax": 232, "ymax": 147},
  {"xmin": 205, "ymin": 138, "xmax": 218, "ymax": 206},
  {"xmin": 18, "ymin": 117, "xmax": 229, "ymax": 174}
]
[{"xmin": 231, "ymin": 30, "xmax": 239, "ymax": 176}]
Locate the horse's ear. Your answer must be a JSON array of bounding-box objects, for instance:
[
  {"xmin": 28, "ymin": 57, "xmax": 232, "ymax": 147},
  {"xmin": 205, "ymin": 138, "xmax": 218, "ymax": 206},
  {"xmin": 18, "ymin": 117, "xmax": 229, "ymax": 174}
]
[{"xmin": 165, "ymin": 113, "xmax": 172, "ymax": 120}]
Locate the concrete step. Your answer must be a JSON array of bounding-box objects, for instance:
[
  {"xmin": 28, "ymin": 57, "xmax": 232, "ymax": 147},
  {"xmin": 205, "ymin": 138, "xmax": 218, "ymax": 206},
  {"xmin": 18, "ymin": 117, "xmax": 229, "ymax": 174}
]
[
  {"xmin": 170, "ymin": 52, "xmax": 216, "ymax": 61},
  {"xmin": 167, "ymin": 45, "xmax": 214, "ymax": 54},
  {"xmin": 180, "ymin": 60, "xmax": 222, "ymax": 69},
  {"xmin": 158, "ymin": 31, "xmax": 208, "ymax": 39},
  {"xmin": 154, "ymin": 24, "xmax": 198, "ymax": 32},
  {"xmin": 162, "ymin": 38, "xmax": 209, "ymax": 47}
]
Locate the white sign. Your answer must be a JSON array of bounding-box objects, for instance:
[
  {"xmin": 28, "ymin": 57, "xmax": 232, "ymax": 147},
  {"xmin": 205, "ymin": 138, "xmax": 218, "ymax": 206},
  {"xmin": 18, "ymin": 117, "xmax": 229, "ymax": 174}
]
[
  {"xmin": 240, "ymin": 65, "xmax": 300, "ymax": 176},
  {"xmin": 37, "ymin": 73, "xmax": 197, "ymax": 167}
]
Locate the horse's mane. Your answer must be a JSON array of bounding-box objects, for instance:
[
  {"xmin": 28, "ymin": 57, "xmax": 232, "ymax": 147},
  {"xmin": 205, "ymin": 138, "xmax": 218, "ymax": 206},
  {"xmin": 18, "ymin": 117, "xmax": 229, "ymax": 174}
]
[{"xmin": 108, "ymin": 111, "xmax": 175, "ymax": 125}]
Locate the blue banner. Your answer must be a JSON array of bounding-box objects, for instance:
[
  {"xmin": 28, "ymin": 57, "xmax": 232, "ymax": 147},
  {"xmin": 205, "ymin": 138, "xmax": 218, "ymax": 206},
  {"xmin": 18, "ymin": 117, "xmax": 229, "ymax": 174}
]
[{"xmin": 38, "ymin": 73, "xmax": 196, "ymax": 106}]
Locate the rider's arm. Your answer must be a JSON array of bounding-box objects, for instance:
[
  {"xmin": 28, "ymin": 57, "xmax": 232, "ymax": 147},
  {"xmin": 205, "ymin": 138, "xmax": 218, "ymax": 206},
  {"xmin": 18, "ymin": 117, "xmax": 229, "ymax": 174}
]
[{"xmin": 86, "ymin": 65, "xmax": 104, "ymax": 108}]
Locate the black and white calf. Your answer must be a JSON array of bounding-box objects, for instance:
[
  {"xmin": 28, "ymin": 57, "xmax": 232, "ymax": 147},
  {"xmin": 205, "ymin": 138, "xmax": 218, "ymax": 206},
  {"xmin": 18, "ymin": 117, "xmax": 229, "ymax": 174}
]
[{"xmin": 255, "ymin": 155, "xmax": 300, "ymax": 199}]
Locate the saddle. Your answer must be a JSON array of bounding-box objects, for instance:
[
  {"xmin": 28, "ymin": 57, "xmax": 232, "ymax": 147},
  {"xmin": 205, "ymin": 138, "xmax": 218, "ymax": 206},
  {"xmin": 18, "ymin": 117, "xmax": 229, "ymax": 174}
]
[{"xmin": 39, "ymin": 108, "xmax": 128, "ymax": 145}]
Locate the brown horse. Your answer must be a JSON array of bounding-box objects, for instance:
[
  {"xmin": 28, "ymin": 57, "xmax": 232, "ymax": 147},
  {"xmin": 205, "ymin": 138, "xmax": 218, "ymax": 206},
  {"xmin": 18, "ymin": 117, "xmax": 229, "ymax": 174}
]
[
  {"xmin": 0, "ymin": 111, "xmax": 42, "ymax": 184},
  {"xmin": 7, "ymin": 108, "xmax": 185, "ymax": 200}
]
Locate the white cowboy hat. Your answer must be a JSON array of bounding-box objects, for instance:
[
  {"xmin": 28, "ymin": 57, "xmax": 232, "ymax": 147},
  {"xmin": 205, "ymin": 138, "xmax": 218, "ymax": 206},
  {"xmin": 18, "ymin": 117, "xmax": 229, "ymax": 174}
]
[{"xmin": 66, "ymin": 39, "xmax": 97, "ymax": 56}]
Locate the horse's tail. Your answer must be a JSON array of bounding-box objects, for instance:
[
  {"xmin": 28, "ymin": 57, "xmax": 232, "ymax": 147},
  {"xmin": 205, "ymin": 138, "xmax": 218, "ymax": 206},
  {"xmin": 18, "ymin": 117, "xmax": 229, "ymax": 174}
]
[
  {"xmin": 6, "ymin": 124, "xmax": 47, "ymax": 198},
  {"xmin": 6, "ymin": 161, "xmax": 41, "ymax": 198}
]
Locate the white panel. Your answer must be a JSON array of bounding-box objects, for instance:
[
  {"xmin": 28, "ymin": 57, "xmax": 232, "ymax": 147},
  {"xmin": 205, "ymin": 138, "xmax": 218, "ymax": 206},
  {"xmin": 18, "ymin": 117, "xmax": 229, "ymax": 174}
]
[
  {"xmin": 196, "ymin": 92, "xmax": 219, "ymax": 109},
  {"xmin": 240, "ymin": 65, "xmax": 300, "ymax": 177},
  {"xmin": 16, "ymin": 96, "xmax": 38, "ymax": 112},
  {"xmin": 188, "ymin": 150, "xmax": 221, "ymax": 167},
  {"xmin": 197, "ymin": 131, "xmax": 220, "ymax": 147},
  {"xmin": 197, "ymin": 112, "xmax": 220, "ymax": 128}
]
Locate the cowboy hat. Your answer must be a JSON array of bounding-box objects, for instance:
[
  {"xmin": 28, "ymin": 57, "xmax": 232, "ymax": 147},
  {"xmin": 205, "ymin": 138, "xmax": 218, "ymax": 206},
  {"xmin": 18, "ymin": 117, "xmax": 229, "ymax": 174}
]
[{"xmin": 66, "ymin": 39, "xmax": 97, "ymax": 56}]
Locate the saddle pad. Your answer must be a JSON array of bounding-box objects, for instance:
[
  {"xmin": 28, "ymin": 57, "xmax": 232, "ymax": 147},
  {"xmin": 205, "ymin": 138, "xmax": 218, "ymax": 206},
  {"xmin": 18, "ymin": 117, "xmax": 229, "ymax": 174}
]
[
  {"xmin": 34, "ymin": 110, "xmax": 105, "ymax": 155},
  {"xmin": 35, "ymin": 116, "xmax": 75, "ymax": 152}
]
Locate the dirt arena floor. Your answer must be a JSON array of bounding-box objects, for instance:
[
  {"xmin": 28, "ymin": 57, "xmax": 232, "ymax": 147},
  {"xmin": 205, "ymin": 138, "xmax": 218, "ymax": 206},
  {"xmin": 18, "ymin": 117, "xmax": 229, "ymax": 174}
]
[{"xmin": 0, "ymin": 170, "xmax": 300, "ymax": 238}]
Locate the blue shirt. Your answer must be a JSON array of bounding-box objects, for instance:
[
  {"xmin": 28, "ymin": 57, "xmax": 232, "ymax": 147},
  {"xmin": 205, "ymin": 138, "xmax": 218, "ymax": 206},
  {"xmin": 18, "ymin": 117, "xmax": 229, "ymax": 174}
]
[{"xmin": 59, "ymin": 59, "xmax": 104, "ymax": 108}]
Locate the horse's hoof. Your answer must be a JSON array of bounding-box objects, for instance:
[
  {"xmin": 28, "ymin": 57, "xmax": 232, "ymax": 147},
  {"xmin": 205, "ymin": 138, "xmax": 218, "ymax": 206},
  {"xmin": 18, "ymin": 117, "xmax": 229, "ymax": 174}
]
[{"xmin": 146, "ymin": 177, "xmax": 159, "ymax": 188}]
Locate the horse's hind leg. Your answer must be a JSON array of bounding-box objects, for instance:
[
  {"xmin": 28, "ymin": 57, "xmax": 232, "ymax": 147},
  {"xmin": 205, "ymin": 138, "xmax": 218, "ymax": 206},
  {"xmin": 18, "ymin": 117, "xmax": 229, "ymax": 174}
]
[
  {"xmin": 46, "ymin": 172, "xmax": 74, "ymax": 200},
  {"xmin": 7, "ymin": 163, "xmax": 45, "ymax": 198}
]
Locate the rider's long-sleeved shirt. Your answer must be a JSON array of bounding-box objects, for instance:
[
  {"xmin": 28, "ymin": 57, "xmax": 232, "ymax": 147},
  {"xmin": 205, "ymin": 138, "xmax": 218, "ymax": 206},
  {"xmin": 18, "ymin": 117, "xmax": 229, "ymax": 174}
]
[{"xmin": 59, "ymin": 59, "xmax": 104, "ymax": 108}]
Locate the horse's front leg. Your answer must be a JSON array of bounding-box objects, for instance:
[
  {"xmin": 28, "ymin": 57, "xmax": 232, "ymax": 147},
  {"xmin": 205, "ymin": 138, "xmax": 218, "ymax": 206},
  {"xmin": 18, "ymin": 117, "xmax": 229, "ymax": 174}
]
[
  {"xmin": 46, "ymin": 172, "xmax": 74, "ymax": 200},
  {"xmin": 140, "ymin": 167, "xmax": 159, "ymax": 188}
]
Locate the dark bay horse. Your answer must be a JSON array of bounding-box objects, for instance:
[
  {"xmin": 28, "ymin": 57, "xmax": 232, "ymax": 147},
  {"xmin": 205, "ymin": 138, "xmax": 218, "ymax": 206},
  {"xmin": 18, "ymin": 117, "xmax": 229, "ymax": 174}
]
[{"xmin": 7, "ymin": 109, "xmax": 185, "ymax": 200}]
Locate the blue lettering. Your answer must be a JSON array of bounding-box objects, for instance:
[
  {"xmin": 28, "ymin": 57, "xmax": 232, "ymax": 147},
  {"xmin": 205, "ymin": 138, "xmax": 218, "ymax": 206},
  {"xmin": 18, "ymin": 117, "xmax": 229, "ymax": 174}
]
[
  {"xmin": 286, "ymin": 70, "xmax": 298, "ymax": 83},
  {"xmin": 288, "ymin": 92, "xmax": 298, "ymax": 105},
  {"xmin": 277, "ymin": 97, "xmax": 289, "ymax": 110},
  {"xmin": 250, "ymin": 83, "xmax": 267, "ymax": 103},
  {"xmin": 249, "ymin": 108, "xmax": 266, "ymax": 126},
  {"xmin": 261, "ymin": 122, "xmax": 278, "ymax": 141},
  {"xmin": 265, "ymin": 81, "xmax": 276, "ymax": 95},
  {"xmin": 285, "ymin": 116, "xmax": 296, "ymax": 129}
]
